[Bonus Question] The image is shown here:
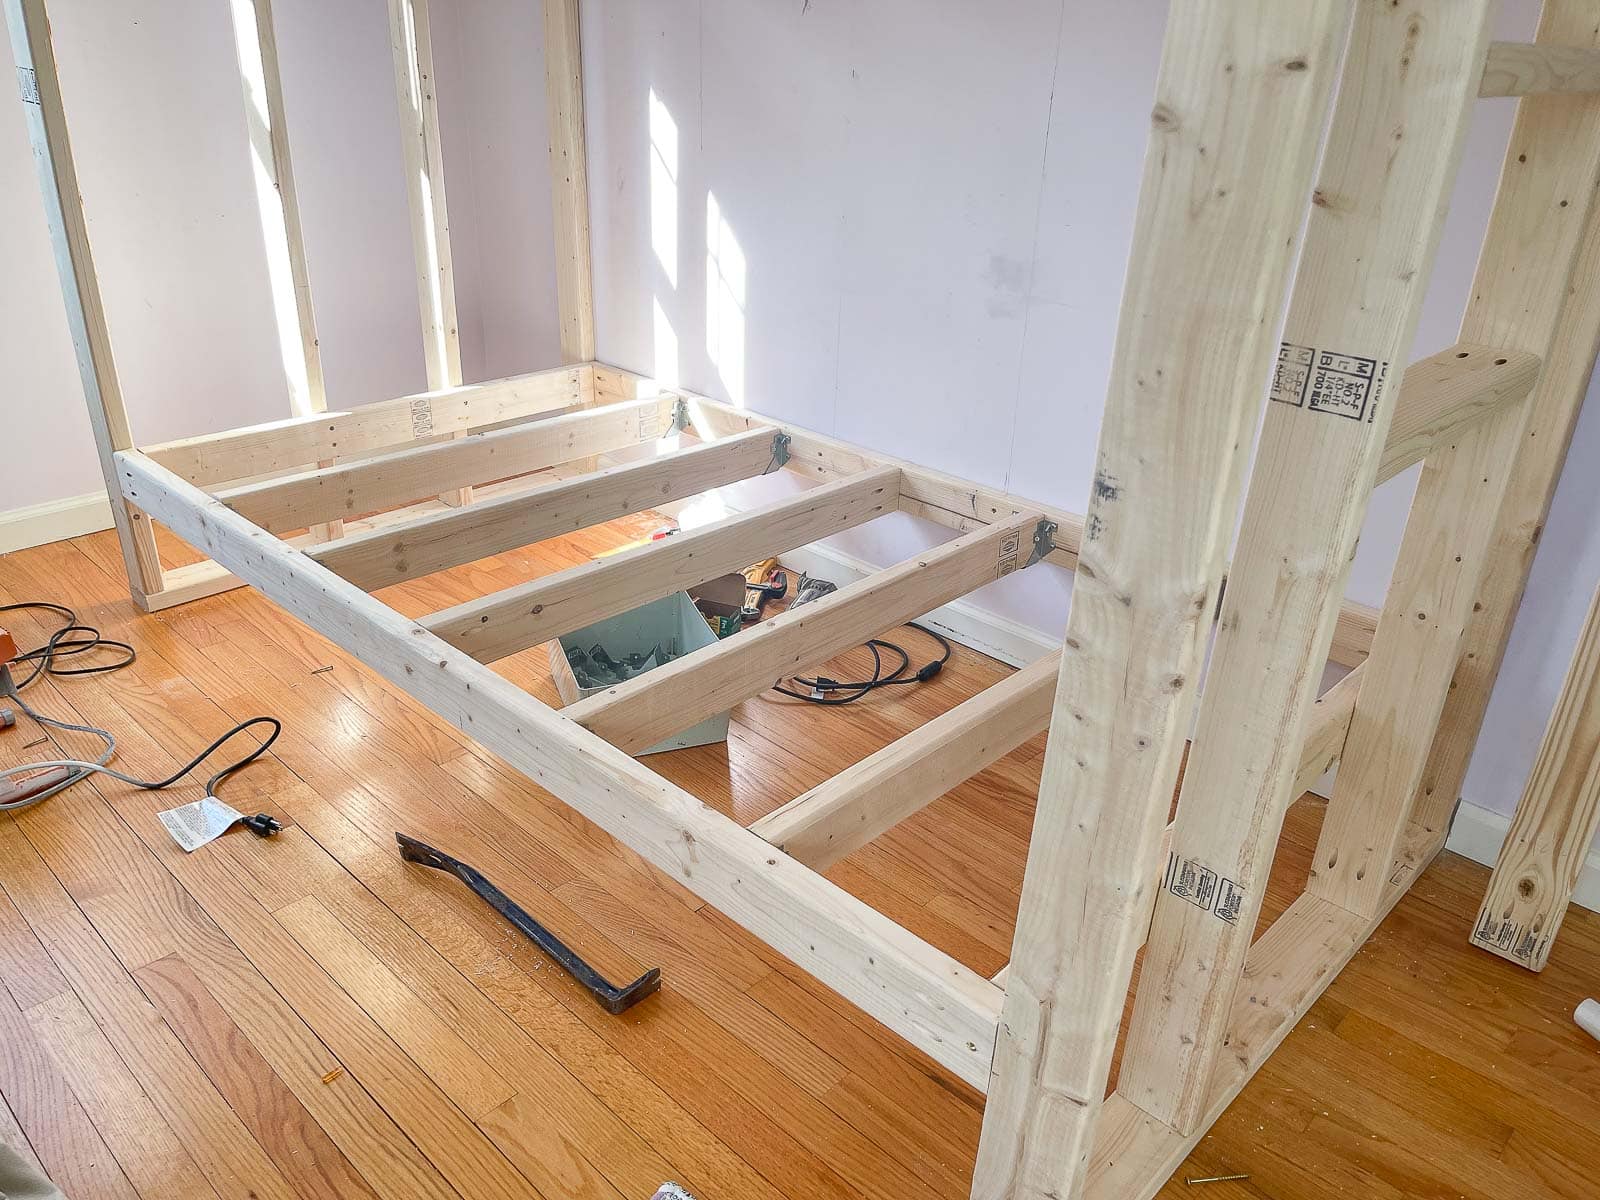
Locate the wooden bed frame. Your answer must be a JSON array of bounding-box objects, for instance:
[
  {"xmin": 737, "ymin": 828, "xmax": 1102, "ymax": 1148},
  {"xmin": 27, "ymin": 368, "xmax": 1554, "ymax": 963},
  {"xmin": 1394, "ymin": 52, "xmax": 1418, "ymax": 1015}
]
[{"xmin": 13, "ymin": 0, "xmax": 1600, "ymax": 1195}]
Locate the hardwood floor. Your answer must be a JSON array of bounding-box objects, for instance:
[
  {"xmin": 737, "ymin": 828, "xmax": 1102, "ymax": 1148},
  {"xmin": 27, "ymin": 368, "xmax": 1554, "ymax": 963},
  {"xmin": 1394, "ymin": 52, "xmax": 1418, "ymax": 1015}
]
[{"xmin": 0, "ymin": 519, "xmax": 1596, "ymax": 1200}]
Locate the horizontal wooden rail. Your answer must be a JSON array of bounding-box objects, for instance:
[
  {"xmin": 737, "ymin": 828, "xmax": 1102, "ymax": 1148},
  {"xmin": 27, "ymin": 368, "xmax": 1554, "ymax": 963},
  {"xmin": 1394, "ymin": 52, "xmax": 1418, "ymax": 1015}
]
[
  {"xmin": 1480, "ymin": 40, "xmax": 1600, "ymax": 99},
  {"xmin": 115, "ymin": 448, "xmax": 1004, "ymax": 1090},
  {"xmin": 1376, "ymin": 344, "xmax": 1539, "ymax": 485},
  {"xmin": 145, "ymin": 363, "xmax": 585, "ymax": 487},
  {"xmin": 218, "ymin": 394, "xmax": 679, "ymax": 531},
  {"xmin": 568, "ymin": 511, "xmax": 1045, "ymax": 755},
  {"xmin": 422, "ymin": 467, "xmax": 901, "ymax": 662},
  {"xmin": 754, "ymin": 651, "xmax": 1060, "ymax": 870},
  {"xmin": 309, "ymin": 427, "xmax": 784, "ymax": 590},
  {"xmin": 987, "ymin": 662, "xmax": 1361, "ymax": 992}
]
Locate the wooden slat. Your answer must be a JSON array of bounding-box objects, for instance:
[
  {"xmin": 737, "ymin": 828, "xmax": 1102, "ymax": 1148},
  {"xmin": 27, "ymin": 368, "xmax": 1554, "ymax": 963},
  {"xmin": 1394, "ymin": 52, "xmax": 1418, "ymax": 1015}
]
[
  {"xmin": 309, "ymin": 426, "xmax": 781, "ymax": 590},
  {"xmin": 5, "ymin": 0, "xmax": 163, "ymax": 604},
  {"xmin": 544, "ymin": 0, "xmax": 595, "ymax": 364},
  {"xmin": 753, "ymin": 652, "xmax": 1059, "ymax": 871},
  {"xmin": 1471, "ymin": 582, "xmax": 1600, "ymax": 970},
  {"xmin": 422, "ymin": 467, "xmax": 901, "ymax": 663},
  {"xmin": 1120, "ymin": 0, "xmax": 1494, "ymax": 1134},
  {"xmin": 218, "ymin": 395, "xmax": 677, "ymax": 531},
  {"xmin": 1480, "ymin": 39, "xmax": 1600, "ymax": 98},
  {"xmin": 118, "ymin": 447, "xmax": 1005, "ymax": 1091},
  {"xmin": 1376, "ymin": 344, "xmax": 1540, "ymax": 485},
  {"xmin": 566, "ymin": 511, "xmax": 1043, "ymax": 757},
  {"xmin": 1314, "ymin": 1, "xmax": 1600, "ymax": 919},
  {"xmin": 143, "ymin": 365, "xmax": 584, "ymax": 488},
  {"xmin": 972, "ymin": 4, "xmax": 1352, "ymax": 1195}
]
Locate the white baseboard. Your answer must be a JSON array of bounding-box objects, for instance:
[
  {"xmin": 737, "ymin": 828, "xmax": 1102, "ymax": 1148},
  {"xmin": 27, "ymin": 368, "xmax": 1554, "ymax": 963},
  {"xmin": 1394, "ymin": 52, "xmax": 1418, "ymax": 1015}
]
[
  {"xmin": 0, "ymin": 492, "xmax": 113, "ymax": 555},
  {"xmin": 775, "ymin": 540, "xmax": 1059, "ymax": 670},
  {"xmin": 1447, "ymin": 799, "xmax": 1600, "ymax": 913}
]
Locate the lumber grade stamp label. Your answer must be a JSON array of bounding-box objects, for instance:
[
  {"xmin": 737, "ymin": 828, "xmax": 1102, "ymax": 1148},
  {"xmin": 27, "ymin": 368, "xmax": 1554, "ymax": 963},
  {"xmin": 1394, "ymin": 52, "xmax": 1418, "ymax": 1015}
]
[
  {"xmin": 1271, "ymin": 342, "xmax": 1389, "ymax": 422},
  {"xmin": 409, "ymin": 397, "xmax": 435, "ymax": 438},
  {"xmin": 1164, "ymin": 853, "xmax": 1247, "ymax": 924},
  {"xmin": 1471, "ymin": 909, "xmax": 1545, "ymax": 965},
  {"xmin": 639, "ymin": 407, "xmax": 662, "ymax": 440},
  {"xmin": 17, "ymin": 67, "xmax": 40, "ymax": 105},
  {"xmin": 996, "ymin": 530, "xmax": 1022, "ymax": 579}
]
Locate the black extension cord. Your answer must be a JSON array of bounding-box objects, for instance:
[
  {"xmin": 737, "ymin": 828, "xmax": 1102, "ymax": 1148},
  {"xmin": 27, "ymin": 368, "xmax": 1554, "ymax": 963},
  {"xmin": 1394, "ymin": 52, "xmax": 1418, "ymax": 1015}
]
[{"xmin": 771, "ymin": 622, "xmax": 952, "ymax": 706}]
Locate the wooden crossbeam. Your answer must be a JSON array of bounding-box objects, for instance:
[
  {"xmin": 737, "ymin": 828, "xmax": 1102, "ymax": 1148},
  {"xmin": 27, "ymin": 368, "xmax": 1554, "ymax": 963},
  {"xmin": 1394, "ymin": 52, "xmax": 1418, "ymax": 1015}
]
[
  {"xmin": 309, "ymin": 427, "xmax": 783, "ymax": 590},
  {"xmin": 1376, "ymin": 344, "xmax": 1539, "ymax": 485},
  {"xmin": 114, "ymin": 447, "xmax": 1005, "ymax": 1091},
  {"xmin": 567, "ymin": 511, "xmax": 1045, "ymax": 756},
  {"xmin": 421, "ymin": 467, "xmax": 901, "ymax": 662},
  {"xmin": 1471, "ymin": 582, "xmax": 1600, "ymax": 971},
  {"xmin": 143, "ymin": 364, "xmax": 585, "ymax": 488},
  {"xmin": 217, "ymin": 395, "xmax": 677, "ymax": 532},
  {"xmin": 753, "ymin": 652, "xmax": 1059, "ymax": 870},
  {"xmin": 1481, "ymin": 40, "xmax": 1600, "ymax": 98}
]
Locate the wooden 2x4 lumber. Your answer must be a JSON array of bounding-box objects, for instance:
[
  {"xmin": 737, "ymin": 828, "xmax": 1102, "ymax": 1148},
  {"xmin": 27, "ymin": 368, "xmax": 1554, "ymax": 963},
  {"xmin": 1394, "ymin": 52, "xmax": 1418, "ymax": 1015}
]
[
  {"xmin": 1375, "ymin": 344, "xmax": 1539, "ymax": 485},
  {"xmin": 1314, "ymin": 0, "xmax": 1600, "ymax": 921},
  {"xmin": 1471, "ymin": 582, "xmax": 1600, "ymax": 971},
  {"xmin": 543, "ymin": 0, "xmax": 595, "ymax": 364},
  {"xmin": 753, "ymin": 651, "xmax": 1060, "ymax": 871},
  {"xmin": 1480, "ymin": 40, "xmax": 1600, "ymax": 98},
  {"xmin": 421, "ymin": 467, "xmax": 902, "ymax": 663},
  {"xmin": 567, "ymin": 511, "xmax": 1044, "ymax": 757},
  {"xmin": 6, "ymin": 0, "xmax": 165, "ymax": 605},
  {"xmin": 987, "ymin": 661, "xmax": 1363, "ymax": 994},
  {"xmin": 1120, "ymin": 0, "xmax": 1496, "ymax": 1135},
  {"xmin": 114, "ymin": 448, "xmax": 1004, "ymax": 1091},
  {"xmin": 972, "ymin": 5, "xmax": 1352, "ymax": 1195},
  {"xmin": 308, "ymin": 426, "xmax": 783, "ymax": 590},
  {"xmin": 1416, "ymin": 56, "xmax": 1600, "ymax": 860},
  {"xmin": 1083, "ymin": 820, "xmax": 1443, "ymax": 1200},
  {"xmin": 142, "ymin": 364, "xmax": 584, "ymax": 488},
  {"xmin": 217, "ymin": 395, "xmax": 678, "ymax": 532}
]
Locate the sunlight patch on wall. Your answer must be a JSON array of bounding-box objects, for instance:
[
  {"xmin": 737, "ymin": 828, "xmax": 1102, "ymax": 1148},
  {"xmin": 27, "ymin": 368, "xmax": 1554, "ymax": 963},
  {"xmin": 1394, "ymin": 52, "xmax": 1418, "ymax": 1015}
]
[
  {"xmin": 705, "ymin": 191, "xmax": 746, "ymax": 405},
  {"xmin": 649, "ymin": 88, "xmax": 679, "ymax": 289}
]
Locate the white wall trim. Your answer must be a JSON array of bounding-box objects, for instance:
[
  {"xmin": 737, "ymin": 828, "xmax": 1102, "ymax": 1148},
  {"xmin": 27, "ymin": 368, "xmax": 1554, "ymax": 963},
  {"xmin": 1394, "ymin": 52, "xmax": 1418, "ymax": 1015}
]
[
  {"xmin": 1447, "ymin": 798, "xmax": 1600, "ymax": 913},
  {"xmin": 0, "ymin": 492, "xmax": 114, "ymax": 556},
  {"xmin": 776, "ymin": 539, "xmax": 1060, "ymax": 671}
]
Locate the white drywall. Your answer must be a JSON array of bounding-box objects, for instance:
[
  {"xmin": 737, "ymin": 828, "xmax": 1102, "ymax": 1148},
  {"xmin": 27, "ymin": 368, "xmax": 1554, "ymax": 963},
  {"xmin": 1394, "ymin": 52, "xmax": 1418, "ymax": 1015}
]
[
  {"xmin": 0, "ymin": 0, "xmax": 560, "ymax": 520},
  {"xmin": 582, "ymin": 1, "xmax": 1600, "ymax": 855}
]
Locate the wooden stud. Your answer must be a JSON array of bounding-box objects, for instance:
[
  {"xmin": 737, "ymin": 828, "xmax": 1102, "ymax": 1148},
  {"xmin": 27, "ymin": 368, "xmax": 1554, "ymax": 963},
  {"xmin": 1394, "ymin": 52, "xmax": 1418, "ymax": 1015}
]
[
  {"xmin": 143, "ymin": 364, "xmax": 584, "ymax": 488},
  {"xmin": 116, "ymin": 447, "xmax": 1006, "ymax": 1091},
  {"xmin": 308, "ymin": 426, "xmax": 784, "ymax": 590},
  {"xmin": 1471, "ymin": 581, "xmax": 1600, "ymax": 970},
  {"xmin": 1120, "ymin": 0, "xmax": 1495, "ymax": 1134},
  {"xmin": 544, "ymin": 0, "xmax": 595, "ymax": 364},
  {"xmin": 1314, "ymin": 0, "xmax": 1600, "ymax": 918},
  {"xmin": 228, "ymin": 0, "xmax": 344, "ymax": 542},
  {"xmin": 217, "ymin": 394, "xmax": 678, "ymax": 531},
  {"xmin": 753, "ymin": 651, "xmax": 1059, "ymax": 871},
  {"xmin": 974, "ymin": 6, "xmax": 1354, "ymax": 1194},
  {"xmin": 422, "ymin": 466, "xmax": 902, "ymax": 662},
  {"xmin": 4, "ymin": 0, "xmax": 164, "ymax": 606},
  {"xmin": 388, "ymin": 0, "xmax": 471, "ymax": 506},
  {"xmin": 566, "ymin": 511, "xmax": 1044, "ymax": 757},
  {"xmin": 1480, "ymin": 40, "xmax": 1600, "ymax": 99},
  {"xmin": 1376, "ymin": 345, "xmax": 1540, "ymax": 485}
]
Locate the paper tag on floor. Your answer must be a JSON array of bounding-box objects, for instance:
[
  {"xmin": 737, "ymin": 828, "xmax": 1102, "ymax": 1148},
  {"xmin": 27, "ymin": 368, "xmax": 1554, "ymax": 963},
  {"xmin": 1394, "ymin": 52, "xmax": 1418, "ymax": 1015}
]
[{"xmin": 158, "ymin": 796, "xmax": 244, "ymax": 852}]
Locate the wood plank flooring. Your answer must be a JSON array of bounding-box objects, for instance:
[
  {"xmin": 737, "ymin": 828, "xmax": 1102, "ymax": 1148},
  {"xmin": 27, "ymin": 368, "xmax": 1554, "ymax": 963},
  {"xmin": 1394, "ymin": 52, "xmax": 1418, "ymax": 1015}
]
[{"xmin": 0, "ymin": 519, "xmax": 1596, "ymax": 1200}]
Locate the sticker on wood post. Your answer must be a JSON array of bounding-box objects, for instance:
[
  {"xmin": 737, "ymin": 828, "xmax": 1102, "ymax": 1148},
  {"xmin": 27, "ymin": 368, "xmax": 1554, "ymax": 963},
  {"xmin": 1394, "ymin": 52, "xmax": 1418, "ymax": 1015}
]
[
  {"xmin": 995, "ymin": 530, "xmax": 1022, "ymax": 579},
  {"xmin": 1271, "ymin": 342, "xmax": 1389, "ymax": 422},
  {"xmin": 409, "ymin": 397, "xmax": 435, "ymax": 438},
  {"xmin": 17, "ymin": 67, "xmax": 40, "ymax": 105},
  {"xmin": 1164, "ymin": 853, "xmax": 1246, "ymax": 924}
]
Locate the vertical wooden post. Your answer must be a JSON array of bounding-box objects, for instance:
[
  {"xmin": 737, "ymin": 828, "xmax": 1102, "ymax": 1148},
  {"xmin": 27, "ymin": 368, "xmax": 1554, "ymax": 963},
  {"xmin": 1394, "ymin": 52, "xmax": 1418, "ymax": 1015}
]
[
  {"xmin": 1118, "ymin": 0, "xmax": 1494, "ymax": 1135},
  {"xmin": 972, "ymin": 5, "xmax": 1351, "ymax": 1197},
  {"xmin": 1312, "ymin": 1, "xmax": 1600, "ymax": 920},
  {"xmin": 1472, "ymin": 581, "xmax": 1600, "ymax": 971},
  {"xmin": 228, "ymin": 0, "xmax": 343, "ymax": 541},
  {"xmin": 388, "ymin": 0, "xmax": 470, "ymax": 505},
  {"xmin": 544, "ymin": 0, "xmax": 595, "ymax": 377},
  {"xmin": 4, "ymin": 0, "xmax": 164, "ymax": 607}
]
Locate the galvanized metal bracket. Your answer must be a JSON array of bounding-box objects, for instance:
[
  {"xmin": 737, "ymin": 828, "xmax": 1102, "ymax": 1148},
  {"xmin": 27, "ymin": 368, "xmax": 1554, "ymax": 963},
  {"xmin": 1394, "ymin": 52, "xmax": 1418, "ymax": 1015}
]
[
  {"xmin": 769, "ymin": 431, "xmax": 792, "ymax": 471},
  {"xmin": 1028, "ymin": 518, "xmax": 1059, "ymax": 567},
  {"xmin": 668, "ymin": 394, "xmax": 691, "ymax": 435}
]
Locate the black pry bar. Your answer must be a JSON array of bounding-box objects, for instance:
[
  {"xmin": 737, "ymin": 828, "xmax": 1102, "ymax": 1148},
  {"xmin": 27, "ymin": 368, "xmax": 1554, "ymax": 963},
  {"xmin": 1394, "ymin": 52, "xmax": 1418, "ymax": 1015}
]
[{"xmin": 396, "ymin": 832, "xmax": 661, "ymax": 1014}]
